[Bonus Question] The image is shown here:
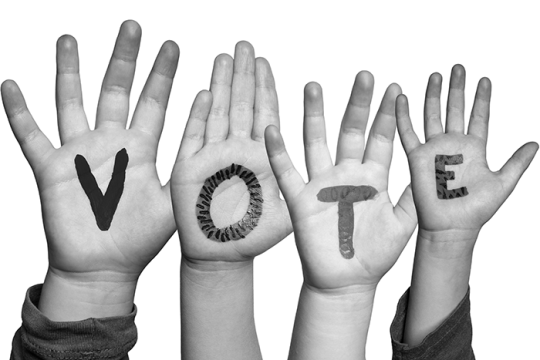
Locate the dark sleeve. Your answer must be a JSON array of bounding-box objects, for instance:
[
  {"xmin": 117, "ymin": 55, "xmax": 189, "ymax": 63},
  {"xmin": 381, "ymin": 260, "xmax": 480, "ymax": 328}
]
[
  {"xmin": 10, "ymin": 284, "xmax": 137, "ymax": 360},
  {"xmin": 390, "ymin": 288, "xmax": 475, "ymax": 360}
]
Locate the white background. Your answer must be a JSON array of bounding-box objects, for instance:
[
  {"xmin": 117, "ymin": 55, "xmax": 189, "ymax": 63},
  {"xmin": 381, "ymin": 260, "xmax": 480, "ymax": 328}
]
[{"xmin": 1, "ymin": 1, "xmax": 538, "ymax": 358}]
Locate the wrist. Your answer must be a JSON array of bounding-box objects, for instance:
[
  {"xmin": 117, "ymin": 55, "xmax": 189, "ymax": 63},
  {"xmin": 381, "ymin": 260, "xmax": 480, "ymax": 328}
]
[
  {"xmin": 39, "ymin": 267, "xmax": 137, "ymax": 321},
  {"xmin": 302, "ymin": 282, "xmax": 377, "ymax": 319},
  {"xmin": 301, "ymin": 282, "xmax": 376, "ymax": 333},
  {"xmin": 417, "ymin": 228, "xmax": 479, "ymax": 259},
  {"xmin": 290, "ymin": 283, "xmax": 376, "ymax": 360},
  {"xmin": 404, "ymin": 230, "xmax": 476, "ymax": 346},
  {"xmin": 414, "ymin": 229, "xmax": 475, "ymax": 285},
  {"xmin": 182, "ymin": 256, "xmax": 254, "ymax": 271},
  {"xmin": 181, "ymin": 256, "xmax": 254, "ymax": 290},
  {"xmin": 303, "ymin": 281, "xmax": 377, "ymax": 299}
]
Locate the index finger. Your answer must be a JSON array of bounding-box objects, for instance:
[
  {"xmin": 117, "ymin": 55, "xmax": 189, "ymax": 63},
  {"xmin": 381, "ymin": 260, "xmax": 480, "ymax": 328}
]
[{"xmin": 251, "ymin": 57, "xmax": 279, "ymax": 142}]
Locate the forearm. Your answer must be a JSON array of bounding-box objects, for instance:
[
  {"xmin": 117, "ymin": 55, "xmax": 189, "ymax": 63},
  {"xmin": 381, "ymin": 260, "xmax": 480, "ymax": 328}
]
[
  {"xmin": 403, "ymin": 228, "xmax": 477, "ymax": 346},
  {"xmin": 289, "ymin": 283, "xmax": 376, "ymax": 360},
  {"xmin": 180, "ymin": 257, "xmax": 262, "ymax": 360}
]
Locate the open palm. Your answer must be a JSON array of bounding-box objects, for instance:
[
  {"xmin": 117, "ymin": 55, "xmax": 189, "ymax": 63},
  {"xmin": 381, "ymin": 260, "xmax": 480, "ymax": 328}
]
[
  {"xmin": 396, "ymin": 65, "xmax": 538, "ymax": 239},
  {"xmin": 265, "ymin": 73, "xmax": 417, "ymax": 290},
  {"xmin": 172, "ymin": 42, "xmax": 291, "ymax": 262},
  {"xmin": 1, "ymin": 21, "xmax": 178, "ymax": 282}
]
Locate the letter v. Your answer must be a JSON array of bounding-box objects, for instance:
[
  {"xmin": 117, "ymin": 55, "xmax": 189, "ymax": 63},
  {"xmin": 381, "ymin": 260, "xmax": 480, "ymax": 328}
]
[{"xmin": 74, "ymin": 148, "xmax": 129, "ymax": 231}]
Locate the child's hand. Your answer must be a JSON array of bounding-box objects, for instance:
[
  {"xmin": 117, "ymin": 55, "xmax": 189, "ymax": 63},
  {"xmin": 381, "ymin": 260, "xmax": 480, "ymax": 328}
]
[
  {"xmin": 265, "ymin": 72, "xmax": 417, "ymax": 291},
  {"xmin": 396, "ymin": 65, "xmax": 538, "ymax": 245},
  {"xmin": 395, "ymin": 65, "xmax": 538, "ymax": 346},
  {"xmin": 172, "ymin": 41, "xmax": 291, "ymax": 264},
  {"xmin": 2, "ymin": 21, "xmax": 178, "ymax": 319},
  {"xmin": 173, "ymin": 41, "xmax": 290, "ymax": 360}
]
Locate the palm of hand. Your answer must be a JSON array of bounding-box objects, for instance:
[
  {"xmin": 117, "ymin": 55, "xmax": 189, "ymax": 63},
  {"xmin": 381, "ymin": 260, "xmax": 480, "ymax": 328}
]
[
  {"xmin": 407, "ymin": 133, "xmax": 502, "ymax": 233},
  {"xmin": 38, "ymin": 129, "xmax": 174, "ymax": 277},
  {"xmin": 174, "ymin": 138, "xmax": 290, "ymax": 262},
  {"xmin": 2, "ymin": 22, "xmax": 179, "ymax": 281},
  {"xmin": 172, "ymin": 43, "xmax": 291, "ymax": 263},
  {"xmin": 397, "ymin": 66, "xmax": 538, "ymax": 239},
  {"xmin": 265, "ymin": 78, "xmax": 418, "ymax": 291},
  {"xmin": 291, "ymin": 162, "xmax": 413, "ymax": 289}
]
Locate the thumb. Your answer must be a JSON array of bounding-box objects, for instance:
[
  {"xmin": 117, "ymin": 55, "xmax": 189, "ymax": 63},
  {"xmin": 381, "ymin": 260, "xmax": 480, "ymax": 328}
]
[
  {"xmin": 393, "ymin": 184, "xmax": 418, "ymax": 236},
  {"xmin": 498, "ymin": 142, "xmax": 539, "ymax": 193}
]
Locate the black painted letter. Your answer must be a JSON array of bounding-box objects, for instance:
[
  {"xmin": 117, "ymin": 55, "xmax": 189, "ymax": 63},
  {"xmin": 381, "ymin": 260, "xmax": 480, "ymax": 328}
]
[
  {"xmin": 196, "ymin": 164, "xmax": 263, "ymax": 242},
  {"xmin": 435, "ymin": 154, "xmax": 469, "ymax": 200},
  {"xmin": 317, "ymin": 185, "xmax": 378, "ymax": 259},
  {"xmin": 75, "ymin": 148, "xmax": 129, "ymax": 231}
]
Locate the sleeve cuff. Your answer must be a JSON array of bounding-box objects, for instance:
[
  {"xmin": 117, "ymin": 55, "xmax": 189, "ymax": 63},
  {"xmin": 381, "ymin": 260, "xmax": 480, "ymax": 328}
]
[
  {"xmin": 18, "ymin": 284, "xmax": 137, "ymax": 359},
  {"xmin": 390, "ymin": 287, "xmax": 475, "ymax": 360}
]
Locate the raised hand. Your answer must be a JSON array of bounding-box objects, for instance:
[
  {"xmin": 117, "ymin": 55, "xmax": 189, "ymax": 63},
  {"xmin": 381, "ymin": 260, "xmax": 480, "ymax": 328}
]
[
  {"xmin": 1, "ymin": 21, "xmax": 178, "ymax": 320},
  {"xmin": 264, "ymin": 73, "xmax": 417, "ymax": 360},
  {"xmin": 265, "ymin": 73, "xmax": 417, "ymax": 291},
  {"xmin": 396, "ymin": 65, "xmax": 538, "ymax": 243},
  {"xmin": 172, "ymin": 41, "xmax": 291, "ymax": 263},
  {"xmin": 395, "ymin": 65, "xmax": 538, "ymax": 347},
  {"xmin": 172, "ymin": 42, "xmax": 291, "ymax": 360}
]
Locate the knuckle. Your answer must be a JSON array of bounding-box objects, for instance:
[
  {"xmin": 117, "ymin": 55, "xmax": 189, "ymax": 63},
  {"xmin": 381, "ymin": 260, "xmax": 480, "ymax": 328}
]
[
  {"xmin": 209, "ymin": 106, "xmax": 228, "ymax": 117},
  {"xmin": 103, "ymin": 84, "xmax": 129, "ymax": 96},
  {"xmin": 141, "ymin": 94, "xmax": 166, "ymax": 111},
  {"xmin": 305, "ymin": 136, "xmax": 326, "ymax": 148},
  {"xmin": 19, "ymin": 128, "xmax": 40, "ymax": 145},
  {"xmin": 57, "ymin": 97, "xmax": 83, "ymax": 111},
  {"xmin": 231, "ymin": 101, "xmax": 253, "ymax": 113}
]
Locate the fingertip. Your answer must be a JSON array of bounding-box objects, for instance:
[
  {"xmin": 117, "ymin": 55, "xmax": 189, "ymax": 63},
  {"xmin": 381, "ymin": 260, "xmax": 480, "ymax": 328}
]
[
  {"xmin": 255, "ymin": 57, "xmax": 274, "ymax": 79},
  {"xmin": 215, "ymin": 53, "xmax": 233, "ymax": 68},
  {"xmin": 1, "ymin": 80, "xmax": 24, "ymax": 113},
  {"xmin": 255, "ymin": 57, "xmax": 275, "ymax": 89},
  {"xmin": 387, "ymin": 82, "xmax": 403, "ymax": 97},
  {"xmin": 429, "ymin": 72, "xmax": 442, "ymax": 84},
  {"xmin": 514, "ymin": 142, "xmax": 539, "ymax": 165},
  {"xmin": 255, "ymin": 57, "xmax": 270, "ymax": 68},
  {"xmin": 449, "ymin": 64, "xmax": 466, "ymax": 89},
  {"xmin": 112, "ymin": 20, "xmax": 142, "ymax": 62},
  {"xmin": 396, "ymin": 94, "xmax": 409, "ymax": 113},
  {"xmin": 473, "ymin": 77, "xmax": 492, "ymax": 103},
  {"xmin": 56, "ymin": 34, "xmax": 80, "ymax": 75},
  {"xmin": 526, "ymin": 141, "xmax": 539, "ymax": 156},
  {"xmin": 428, "ymin": 72, "xmax": 442, "ymax": 93},
  {"xmin": 265, "ymin": 124, "xmax": 279, "ymax": 138},
  {"xmin": 188, "ymin": 90, "xmax": 213, "ymax": 126},
  {"xmin": 235, "ymin": 40, "xmax": 255, "ymax": 56},
  {"xmin": 1, "ymin": 79, "xmax": 19, "ymax": 95},
  {"xmin": 152, "ymin": 41, "xmax": 180, "ymax": 79},
  {"xmin": 426, "ymin": 72, "xmax": 443, "ymax": 99},
  {"xmin": 499, "ymin": 141, "xmax": 540, "ymax": 188},
  {"xmin": 355, "ymin": 70, "xmax": 374, "ymax": 88},
  {"xmin": 57, "ymin": 34, "xmax": 78, "ymax": 51},
  {"xmin": 478, "ymin": 77, "xmax": 492, "ymax": 96},
  {"xmin": 121, "ymin": 19, "xmax": 142, "ymax": 38},
  {"xmin": 397, "ymin": 93, "xmax": 408, "ymax": 102},
  {"xmin": 304, "ymin": 81, "xmax": 322, "ymax": 99},
  {"xmin": 379, "ymin": 83, "xmax": 402, "ymax": 117},
  {"xmin": 196, "ymin": 89, "xmax": 213, "ymax": 105},
  {"xmin": 521, "ymin": 142, "xmax": 540, "ymax": 169},
  {"xmin": 452, "ymin": 64, "xmax": 466, "ymax": 77},
  {"xmin": 264, "ymin": 125, "xmax": 284, "ymax": 154},
  {"xmin": 161, "ymin": 40, "xmax": 180, "ymax": 60}
]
